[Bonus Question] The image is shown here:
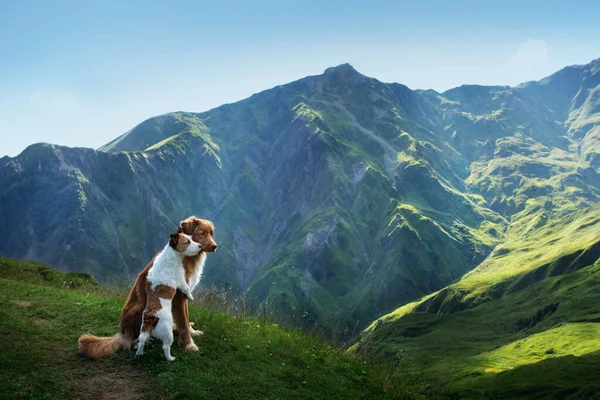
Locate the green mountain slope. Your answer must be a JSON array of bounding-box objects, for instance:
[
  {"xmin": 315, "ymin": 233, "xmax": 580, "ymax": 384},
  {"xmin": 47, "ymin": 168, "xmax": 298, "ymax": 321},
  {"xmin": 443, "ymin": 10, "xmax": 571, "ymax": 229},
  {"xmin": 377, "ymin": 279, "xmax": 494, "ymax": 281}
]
[
  {"xmin": 1, "ymin": 59, "xmax": 599, "ymax": 335},
  {"xmin": 0, "ymin": 258, "xmax": 406, "ymax": 400},
  {"xmin": 350, "ymin": 204, "xmax": 600, "ymax": 398},
  {"xmin": 0, "ymin": 138, "xmax": 226, "ymax": 281}
]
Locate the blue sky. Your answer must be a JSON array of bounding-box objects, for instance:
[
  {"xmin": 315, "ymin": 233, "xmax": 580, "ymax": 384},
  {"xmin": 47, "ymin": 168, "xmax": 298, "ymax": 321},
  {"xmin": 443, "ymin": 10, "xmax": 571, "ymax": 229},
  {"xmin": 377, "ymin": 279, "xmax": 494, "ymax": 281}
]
[{"xmin": 1, "ymin": 0, "xmax": 599, "ymax": 157}]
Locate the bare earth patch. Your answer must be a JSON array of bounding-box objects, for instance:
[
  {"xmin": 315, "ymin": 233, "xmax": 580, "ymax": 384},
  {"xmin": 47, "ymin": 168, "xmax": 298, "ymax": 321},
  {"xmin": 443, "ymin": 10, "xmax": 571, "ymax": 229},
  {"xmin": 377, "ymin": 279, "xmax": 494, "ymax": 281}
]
[{"xmin": 81, "ymin": 370, "xmax": 145, "ymax": 400}]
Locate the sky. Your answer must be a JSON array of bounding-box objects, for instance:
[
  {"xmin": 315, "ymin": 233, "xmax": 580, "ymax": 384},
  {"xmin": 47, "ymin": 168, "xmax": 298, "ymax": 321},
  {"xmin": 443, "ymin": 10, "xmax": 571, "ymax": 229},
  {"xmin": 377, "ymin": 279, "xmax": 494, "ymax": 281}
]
[{"xmin": 1, "ymin": 0, "xmax": 599, "ymax": 157}]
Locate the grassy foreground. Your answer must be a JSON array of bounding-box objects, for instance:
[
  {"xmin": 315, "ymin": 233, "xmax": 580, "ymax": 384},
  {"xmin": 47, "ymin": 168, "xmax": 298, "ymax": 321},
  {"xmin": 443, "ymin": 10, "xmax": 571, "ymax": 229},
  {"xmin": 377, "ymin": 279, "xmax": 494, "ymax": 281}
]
[{"xmin": 0, "ymin": 258, "xmax": 404, "ymax": 400}]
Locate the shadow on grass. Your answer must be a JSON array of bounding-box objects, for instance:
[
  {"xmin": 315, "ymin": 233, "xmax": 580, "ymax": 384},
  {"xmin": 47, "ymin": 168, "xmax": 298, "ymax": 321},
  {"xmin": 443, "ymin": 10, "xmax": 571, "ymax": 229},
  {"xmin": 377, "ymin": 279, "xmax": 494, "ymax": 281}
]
[{"xmin": 459, "ymin": 350, "xmax": 600, "ymax": 399}]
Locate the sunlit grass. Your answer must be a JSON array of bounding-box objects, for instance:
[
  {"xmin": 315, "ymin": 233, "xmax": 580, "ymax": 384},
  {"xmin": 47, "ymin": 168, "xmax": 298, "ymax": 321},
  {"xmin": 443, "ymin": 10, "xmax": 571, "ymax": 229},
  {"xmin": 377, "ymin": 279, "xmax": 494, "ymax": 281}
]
[{"xmin": 477, "ymin": 323, "xmax": 600, "ymax": 373}]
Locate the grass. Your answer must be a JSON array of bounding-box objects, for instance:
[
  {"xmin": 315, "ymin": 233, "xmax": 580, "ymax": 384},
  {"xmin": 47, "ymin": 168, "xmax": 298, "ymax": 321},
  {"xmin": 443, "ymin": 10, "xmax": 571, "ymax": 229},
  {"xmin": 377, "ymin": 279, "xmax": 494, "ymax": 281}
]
[
  {"xmin": 0, "ymin": 258, "xmax": 408, "ymax": 400},
  {"xmin": 476, "ymin": 323, "xmax": 600, "ymax": 372}
]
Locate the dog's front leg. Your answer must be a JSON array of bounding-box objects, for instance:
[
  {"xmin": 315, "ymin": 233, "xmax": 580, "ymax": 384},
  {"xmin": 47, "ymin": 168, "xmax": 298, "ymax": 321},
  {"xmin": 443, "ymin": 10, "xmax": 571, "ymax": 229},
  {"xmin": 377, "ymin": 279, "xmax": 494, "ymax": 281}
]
[
  {"xmin": 173, "ymin": 291, "xmax": 198, "ymax": 352},
  {"xmin": 185, "ymin": 301, "xmax": 204, "ymax": 336}
]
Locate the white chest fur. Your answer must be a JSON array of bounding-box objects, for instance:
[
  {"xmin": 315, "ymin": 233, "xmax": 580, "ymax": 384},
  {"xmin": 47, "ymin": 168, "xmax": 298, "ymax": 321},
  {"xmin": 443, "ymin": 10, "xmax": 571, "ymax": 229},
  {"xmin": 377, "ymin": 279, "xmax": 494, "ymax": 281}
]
[
  {"xmin": 188, "ymin": 252, "xmax": 207, "ymax": 291},
  {"xmin": 147, "ymin": 244, "xmax": 188, "ymax": 292}
]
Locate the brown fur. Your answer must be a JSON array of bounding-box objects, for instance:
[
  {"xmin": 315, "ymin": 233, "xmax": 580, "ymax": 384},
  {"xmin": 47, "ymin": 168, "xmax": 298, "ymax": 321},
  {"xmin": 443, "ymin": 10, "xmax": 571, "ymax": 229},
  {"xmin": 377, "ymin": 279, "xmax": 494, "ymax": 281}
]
[
  {"xmin": 183, "ymin": 257, "xmax": 197, "ymax": 284},
  {"xmin": 175, "ymin": 217, "xmax": 217, "ymax": 346},
  {"xmin": 78, "ymin": 217, "xmax": 216, "ymax": 359},
  {"xmin": 144, "ymin": 283, "xmax": 177, "ymax": 316},
  {"xmin": 78, "ymin": 333, "xmax": 132, "ymax": 360},
  {"xmin": 173, "ymin": 290, "xmax": 192, "ymax": 345},
  {"xmin": 141, "ymin": 283, "xmax": 176, "ymax": 334},
  {"xmin": 179, "ymin": 217, "xmax": 217, "ymax": 252}
]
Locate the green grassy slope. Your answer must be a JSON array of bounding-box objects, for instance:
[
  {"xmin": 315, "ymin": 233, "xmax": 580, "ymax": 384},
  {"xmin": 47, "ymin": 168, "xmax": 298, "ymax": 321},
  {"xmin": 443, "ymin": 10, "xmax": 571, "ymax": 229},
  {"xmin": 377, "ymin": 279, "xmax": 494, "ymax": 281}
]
[
  {"xmin": 0, "ymin": 258, "xmax": 407, "ymax": 400},
  {"xmin": 350, "ymin": 204, "xmax": 600, "ymax": 399},
  {"xmin": 98, "ymin": 113, "xmax": 191, "ymax": 153}
]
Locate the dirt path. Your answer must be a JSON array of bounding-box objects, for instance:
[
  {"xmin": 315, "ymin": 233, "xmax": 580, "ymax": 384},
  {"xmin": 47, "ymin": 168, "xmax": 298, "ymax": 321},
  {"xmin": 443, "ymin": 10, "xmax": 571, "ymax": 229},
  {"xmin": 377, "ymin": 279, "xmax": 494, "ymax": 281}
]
[
  {"xmin": 64, "ymin": 344, "xmax": 149, "ymax": 400},
  {"xmin": 81, "ymin": 369, "xmax": 146, "ymax": 400}
]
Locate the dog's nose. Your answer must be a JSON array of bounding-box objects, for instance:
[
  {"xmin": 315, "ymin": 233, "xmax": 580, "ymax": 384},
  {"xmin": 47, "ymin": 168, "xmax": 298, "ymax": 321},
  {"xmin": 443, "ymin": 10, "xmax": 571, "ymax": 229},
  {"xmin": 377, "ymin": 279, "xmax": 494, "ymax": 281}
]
[{"xmin": 212, "ymin": 244, "xmax": 218, "ymax": 251}]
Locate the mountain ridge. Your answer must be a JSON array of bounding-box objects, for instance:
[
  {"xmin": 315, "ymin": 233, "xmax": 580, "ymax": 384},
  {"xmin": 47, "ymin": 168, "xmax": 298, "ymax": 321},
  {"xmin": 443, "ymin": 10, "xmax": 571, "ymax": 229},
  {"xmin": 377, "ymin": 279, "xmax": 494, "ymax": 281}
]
[{"xmin": 1, "ymin": 58, "xmax": 599, "ymax": 336}]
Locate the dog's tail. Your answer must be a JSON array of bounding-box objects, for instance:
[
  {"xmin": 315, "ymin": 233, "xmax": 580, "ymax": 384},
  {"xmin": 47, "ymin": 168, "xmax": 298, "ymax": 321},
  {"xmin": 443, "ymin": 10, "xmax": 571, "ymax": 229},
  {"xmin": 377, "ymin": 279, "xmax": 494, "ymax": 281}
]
[{"xmin": 78, "ymin": 333, "xmax": 132, "ymax": 359}]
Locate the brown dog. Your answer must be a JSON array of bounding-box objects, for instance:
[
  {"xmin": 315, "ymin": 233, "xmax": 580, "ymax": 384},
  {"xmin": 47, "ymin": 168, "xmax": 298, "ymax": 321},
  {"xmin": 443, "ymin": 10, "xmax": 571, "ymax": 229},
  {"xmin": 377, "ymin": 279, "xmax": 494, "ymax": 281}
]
[{"xmin": 78, "ymin": 216, "xmax": 217, "ymax": 359}]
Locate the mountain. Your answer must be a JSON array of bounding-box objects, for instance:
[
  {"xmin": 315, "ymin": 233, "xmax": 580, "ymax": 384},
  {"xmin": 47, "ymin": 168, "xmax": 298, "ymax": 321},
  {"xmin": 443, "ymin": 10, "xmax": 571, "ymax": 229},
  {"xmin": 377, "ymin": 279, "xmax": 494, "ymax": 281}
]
[
  {"xmin": 1, "ymin": 59, "xmax": 599, "ymax": 336},
  {"xmin": 345, "ymin": 59, "xmax": 600, "ymax": 397}
]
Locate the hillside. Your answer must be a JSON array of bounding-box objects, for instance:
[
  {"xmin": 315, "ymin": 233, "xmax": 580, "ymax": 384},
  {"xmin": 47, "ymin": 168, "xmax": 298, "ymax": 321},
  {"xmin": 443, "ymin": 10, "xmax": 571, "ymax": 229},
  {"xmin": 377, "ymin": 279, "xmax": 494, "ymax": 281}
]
[
  {"xmin": 1, "ymin": 58, "xmax": 599, "ymax": 335},
  {"xmin": 350, "ymin": 204, "xmax": 600, "ymax": 399},
  {"xmin": 0, "ymin": 258, "xmax": 405, "ymax": 399}
]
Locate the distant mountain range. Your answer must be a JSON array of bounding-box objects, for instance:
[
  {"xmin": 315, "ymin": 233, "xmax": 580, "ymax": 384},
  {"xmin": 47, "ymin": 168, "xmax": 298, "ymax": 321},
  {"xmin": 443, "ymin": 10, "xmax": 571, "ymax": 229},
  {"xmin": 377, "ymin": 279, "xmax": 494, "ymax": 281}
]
[{"xmin": 1, "ymin": 58, "xmax": 599, "ymax": 338}]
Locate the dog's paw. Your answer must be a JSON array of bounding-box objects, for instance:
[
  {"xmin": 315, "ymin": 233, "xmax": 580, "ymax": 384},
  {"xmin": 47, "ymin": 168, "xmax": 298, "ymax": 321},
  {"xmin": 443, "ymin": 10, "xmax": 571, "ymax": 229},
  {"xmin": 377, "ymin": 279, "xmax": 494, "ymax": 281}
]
[
  {"xmin": 166, "ymin": 356, "xmax": 176, "ymax": 361},
  {"xmin": 185, "ymin": 342, "xmax": 199, "ymax": 352},
  {"xmin": 188, "ymin": 322, "xmax": 204, "ymax": 336},
  {"xmin": 190, "ymin": 328, "xmax": 204, "ymax": 337},
  {"xmin": 186, "ymin": 294, "xmax": 195, "ymax": 301}
]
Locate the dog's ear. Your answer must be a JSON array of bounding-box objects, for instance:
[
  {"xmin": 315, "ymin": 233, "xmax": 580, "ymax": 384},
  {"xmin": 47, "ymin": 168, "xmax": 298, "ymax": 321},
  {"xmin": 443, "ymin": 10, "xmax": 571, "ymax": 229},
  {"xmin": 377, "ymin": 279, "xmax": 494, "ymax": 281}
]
[
  {"xmin": 179, "ymin": 217, "xmax": 200, "ymax": 235},
  {"xmin": 169, "ymin": 233, "xmax": 180, "ymax": 249}
]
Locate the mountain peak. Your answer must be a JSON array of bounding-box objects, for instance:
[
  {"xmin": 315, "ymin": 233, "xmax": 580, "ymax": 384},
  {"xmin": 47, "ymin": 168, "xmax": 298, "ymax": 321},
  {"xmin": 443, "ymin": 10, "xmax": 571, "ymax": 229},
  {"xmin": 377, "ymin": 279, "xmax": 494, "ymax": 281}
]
[
  {"xmin": 318, "ymin": 63, "xmax": 367, "ymax": 91},
  {"xmin": 323, "ymin": 63, "xmax": 360, "ymax": 76}
]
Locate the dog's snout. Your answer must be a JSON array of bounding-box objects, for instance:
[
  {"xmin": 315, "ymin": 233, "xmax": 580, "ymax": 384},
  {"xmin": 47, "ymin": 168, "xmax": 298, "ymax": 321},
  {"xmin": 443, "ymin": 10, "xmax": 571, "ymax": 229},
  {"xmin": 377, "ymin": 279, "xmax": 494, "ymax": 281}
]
[{"xmin": 211, "ymin": 244, "xmax": 218, "ymax": 251}]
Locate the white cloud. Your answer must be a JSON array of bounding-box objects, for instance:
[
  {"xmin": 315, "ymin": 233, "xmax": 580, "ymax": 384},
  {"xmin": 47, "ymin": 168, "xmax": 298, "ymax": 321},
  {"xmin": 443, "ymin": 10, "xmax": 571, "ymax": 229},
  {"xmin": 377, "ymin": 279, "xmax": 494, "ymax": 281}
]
[{"xmin": 509, "ymin": 39, "xmax": 551, "ymax": 70}]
